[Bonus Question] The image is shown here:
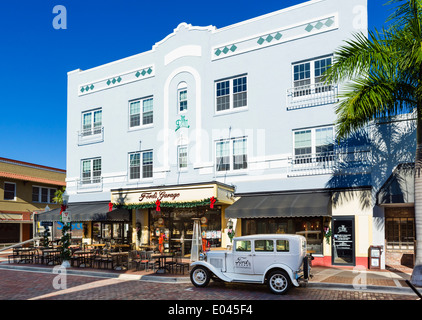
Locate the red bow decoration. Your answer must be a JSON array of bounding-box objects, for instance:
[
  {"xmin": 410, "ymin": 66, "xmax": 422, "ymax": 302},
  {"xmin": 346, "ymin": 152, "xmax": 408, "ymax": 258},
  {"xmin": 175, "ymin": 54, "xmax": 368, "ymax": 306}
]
[
  {"xmin": 59, "ymin": 205, "xmax": 66, "ymax": 215},
  {"xmin": 210, "ymin": 196, "xmax": 216, "ymax": 209},
  {"xmin": 156, "ymin": 199, "xmax": 161, "ymax": 212},
  {"xmin": 108, "ymin": 202, "xmax": 113, "ymax": 212}
]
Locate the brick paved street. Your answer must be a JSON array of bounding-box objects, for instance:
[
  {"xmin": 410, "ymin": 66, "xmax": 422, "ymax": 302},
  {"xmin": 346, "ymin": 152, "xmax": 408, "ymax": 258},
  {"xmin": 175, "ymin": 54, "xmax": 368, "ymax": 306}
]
[{"xmin": 0, "ymin": 269, "xmax": 416, "ymax": 301}]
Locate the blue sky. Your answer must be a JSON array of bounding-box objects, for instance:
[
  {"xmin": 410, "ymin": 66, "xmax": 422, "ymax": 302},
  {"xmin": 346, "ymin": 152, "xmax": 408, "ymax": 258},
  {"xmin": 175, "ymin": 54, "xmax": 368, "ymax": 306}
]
[{"xmin": 0, "ymin": 0, "xmax": 391, "ymax": 170}]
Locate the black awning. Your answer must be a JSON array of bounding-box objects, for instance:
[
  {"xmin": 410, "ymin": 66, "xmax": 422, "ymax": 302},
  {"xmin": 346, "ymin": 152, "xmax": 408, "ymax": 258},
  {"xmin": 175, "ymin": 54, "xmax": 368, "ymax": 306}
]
[
  {"xmin": 225, "ymin": 192, "xmax": 331, "ymax": 219},
  {"xmin": 377, "ymin": 163, "xmax": 414, "ymax": 205},
  {"xmin": 35, "ymin": 202, "xmax": 130, "ymax": 222}
]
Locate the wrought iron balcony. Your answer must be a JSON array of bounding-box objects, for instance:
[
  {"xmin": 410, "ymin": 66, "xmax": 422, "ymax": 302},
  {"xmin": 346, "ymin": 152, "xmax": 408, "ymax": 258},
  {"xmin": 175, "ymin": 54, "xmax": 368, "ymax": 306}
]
[{"xmin": 286, "ymin": 83, "xmax": 338, "ymax": 110}]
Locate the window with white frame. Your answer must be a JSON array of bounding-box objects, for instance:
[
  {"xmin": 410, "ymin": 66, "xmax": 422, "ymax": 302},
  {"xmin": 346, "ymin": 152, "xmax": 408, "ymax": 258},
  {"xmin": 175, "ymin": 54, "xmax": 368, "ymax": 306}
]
[
  {"xmin": 293, "ymin": 56, "xmax": 332, "ymax": 96},
  {"xmin": 129, "ymin": 151, "xmax": 153, "ymax": 179},
  {"xmin": 175, "ymin": 81, "xmax": 187, "ymax": 114},
  {"xmin": 178, "ymin": 145, "xmax": 188, "ymax": 170},
  {"xmin": 293, "ymin": 127, "xmax": 334, "ymax": 163},
  {"xmin": 129, "ymin": 97, "xmax": 153, "ymax": 128},
  {"xmin": 81, "ymin": 158, "xmax": 102, "ymax": 184},
  {"xmin": 4, "ymin": 182, "xmax": 16, "ymax": 200},
  {"xmin": 215, "ymin": 75, "xmax": 247, "ymax": 112},
  {"xmin": 216, "ymin": 137, "xmax": 247, "ymax": 172},
  {"xmin": 82, "ymin": 109, "xmax": 102, "ymax": 136},
  {"xmin": 32, "ymin": 186, "xmax": 57, "ymax": 203}
]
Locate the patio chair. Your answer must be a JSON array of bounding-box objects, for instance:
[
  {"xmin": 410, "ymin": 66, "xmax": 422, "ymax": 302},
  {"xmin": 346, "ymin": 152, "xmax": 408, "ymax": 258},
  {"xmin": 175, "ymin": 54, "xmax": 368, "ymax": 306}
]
[
  {"xmin": 7, "ymin": 247, "xmax": 20, "ymax": 264},
  {"xmin": 128, "ymin": 250, "xmax": 140, "ymax": 270},
  {"xmin": 100, "ymin": 253, "xmax": 114, "ymax": 269},
  {"xmin": 138, "ymin": 251, "xmax": 148, "ymax": 271},
  {"xmin": 175, "ymin": 254, "xmax": 190, "ymax": 274},
  {"xmin": 145, "ymin": 251, "xmax": 159, "ymax": 272},
  {"xmin": 164, "ymin": 253, "xmax": 177, "ymax": 273}
]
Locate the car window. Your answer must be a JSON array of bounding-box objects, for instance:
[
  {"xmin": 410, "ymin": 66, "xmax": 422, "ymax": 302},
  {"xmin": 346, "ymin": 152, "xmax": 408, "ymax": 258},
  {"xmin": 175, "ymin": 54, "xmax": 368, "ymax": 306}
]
[
  {"xmin": 255, "ymin": 240, "xmax": 274, "ymax": 252},
  {"xmin": 235, "ymin": 240, "xmax": 251, "ymax": 252},
  {"xmin": 276, "ymin": 240, "xmax": 290, "ymax": 252}
]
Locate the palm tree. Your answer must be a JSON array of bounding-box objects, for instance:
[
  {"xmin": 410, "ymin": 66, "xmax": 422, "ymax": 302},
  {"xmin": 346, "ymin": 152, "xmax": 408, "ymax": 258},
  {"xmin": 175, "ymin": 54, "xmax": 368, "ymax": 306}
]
[{"xmin": 323, "ymin": 0, "xmax": 422, "ymax": 286}]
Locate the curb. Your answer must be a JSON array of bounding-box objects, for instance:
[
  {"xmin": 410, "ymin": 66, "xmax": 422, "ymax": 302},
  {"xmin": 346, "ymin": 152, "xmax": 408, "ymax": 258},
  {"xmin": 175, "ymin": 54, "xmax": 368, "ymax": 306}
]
[{"xmin": 0, "ymin": 264, "xmax": 191, "ymax": 284}]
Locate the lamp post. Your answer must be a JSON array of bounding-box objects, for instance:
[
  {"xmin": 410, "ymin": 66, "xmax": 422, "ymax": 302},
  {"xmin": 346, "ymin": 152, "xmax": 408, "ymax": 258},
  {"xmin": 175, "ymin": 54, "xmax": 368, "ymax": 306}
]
[{"xmin": 60, "ymin": 190, "xmax": 71, "ymax": 268}]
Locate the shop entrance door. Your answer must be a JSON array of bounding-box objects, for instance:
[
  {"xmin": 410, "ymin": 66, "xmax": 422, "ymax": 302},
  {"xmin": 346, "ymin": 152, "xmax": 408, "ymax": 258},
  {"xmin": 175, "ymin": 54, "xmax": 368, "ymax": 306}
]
[{"xmin": 332, "ymin": 216, "xmax": 355, "ymax": 266}]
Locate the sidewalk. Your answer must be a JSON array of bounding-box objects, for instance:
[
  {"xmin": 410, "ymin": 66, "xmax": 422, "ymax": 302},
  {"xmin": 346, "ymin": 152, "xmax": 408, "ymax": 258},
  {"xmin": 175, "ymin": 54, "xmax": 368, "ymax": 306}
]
[{"xmin": 0, "ymin": 254, "xmax": 419, "ymax": 297}]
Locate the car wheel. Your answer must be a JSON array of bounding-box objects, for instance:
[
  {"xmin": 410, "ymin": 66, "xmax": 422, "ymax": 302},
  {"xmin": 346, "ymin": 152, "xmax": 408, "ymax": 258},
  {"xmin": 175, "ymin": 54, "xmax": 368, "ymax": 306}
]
[
  {"xmin": 190, "ymin": 266, "xmax": 211, "ymax": 288},
  {"xmin": 267, "ymin": 270, "xmax": 291, "ymax": 295}
]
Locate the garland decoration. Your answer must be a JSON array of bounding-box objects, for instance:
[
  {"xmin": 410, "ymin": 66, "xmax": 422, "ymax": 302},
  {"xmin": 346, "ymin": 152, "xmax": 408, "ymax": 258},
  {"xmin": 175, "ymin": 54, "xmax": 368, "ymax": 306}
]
[
  {"xmin": 113, "ymin": 198, "xmax": 218, "ymax": 210},
  {"xmin": 323, "ymin": 227, "xmax": 332, "ymax": 245}
]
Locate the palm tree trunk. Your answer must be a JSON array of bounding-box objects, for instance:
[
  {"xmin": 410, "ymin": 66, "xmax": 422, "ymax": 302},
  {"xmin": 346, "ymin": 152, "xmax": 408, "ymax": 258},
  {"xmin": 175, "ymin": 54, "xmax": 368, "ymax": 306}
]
[{"xmin": 411, "ymin": 112, "xmax": 422, "ymax": 286}]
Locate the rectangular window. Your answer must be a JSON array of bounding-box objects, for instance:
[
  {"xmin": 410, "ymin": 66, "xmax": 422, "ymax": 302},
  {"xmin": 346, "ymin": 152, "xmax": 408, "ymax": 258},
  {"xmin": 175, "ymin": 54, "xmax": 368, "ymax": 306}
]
[
  {"xmin": 82, "ymin": 109, "xmax": 102, "ymax": 135},
  {"xmin": 178, "ymin": 146, "xmax": 188, "ymax": 170},
  {"xmin": 4, "ymin": 182, "xmax": 16, "ymax": 200},
  {"xmin": 255, "ymin": 240, "xmax": 274, "ymax": 252},
  {"xmin": 178, "ymin": 89, "xmax": 188, "ymax": 112},
  {"xmin": 216, "ymin": 137, "xmax": 248, "ymax": 172},
  {"xmin": 292, "ymin": 56, "xmax": 332, "ymax": 96},
  {"xmin": 142, "ymin": 151, "xmax": 153, "ymax": 178},
  {"xmin": 32, "ymin": 186, "xmax": 57, "ymax": 203},
  {"xmin": 276, "ymin": 240, "xmax": 290, "ymax": 252},
  {"xmin": 293, "ymin": 126, "xmax": 334, "ymax": 163},
  {"xmin": 233, "ymin": 138, "xmax": 248, "ymax": 170},
  {"xmin": 129, "ymin": 153, "xmax": 141, "ymax": 180},
  {"xmin": 81, "ymin": 158, "xmax": 101, "ymax": 184},
  {"xmin": 215, "ymin": 75, "xmax": 247, "ymax": 112},
  {"xmin": 130, "ymin": 97, "xmax": 153, "ymax": 128},
  {"xmin": 386, "ymin": 217, "xmax": 415, "ymax": 250},
  {"xmin": 294, "ymin": 130, "xmax": 312, "ymax": 162},
  {"xmin": 235, "ymin": 240, "xmax": 251, "ymax": 252},
  {"xmin": 216, "ymin": 140, "xmax": 230, "ymax": 172},
  {"xmin": 129, "ymin": 151, "xmax": 153, "ymax": 179}
]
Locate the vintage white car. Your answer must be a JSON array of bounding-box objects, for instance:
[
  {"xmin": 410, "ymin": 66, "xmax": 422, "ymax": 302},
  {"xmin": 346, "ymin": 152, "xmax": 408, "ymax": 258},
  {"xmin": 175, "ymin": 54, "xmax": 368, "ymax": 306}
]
[{"xmin": 190, "ymin": 234, "xmax": 312, "ymax": 294}]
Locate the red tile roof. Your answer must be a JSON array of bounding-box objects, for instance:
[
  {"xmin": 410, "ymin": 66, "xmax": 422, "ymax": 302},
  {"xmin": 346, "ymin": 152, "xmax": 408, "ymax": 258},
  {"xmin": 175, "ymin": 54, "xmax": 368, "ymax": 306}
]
[{"xmin": 0, "ymin": 171, "xmax": 66, "ymax": 186}]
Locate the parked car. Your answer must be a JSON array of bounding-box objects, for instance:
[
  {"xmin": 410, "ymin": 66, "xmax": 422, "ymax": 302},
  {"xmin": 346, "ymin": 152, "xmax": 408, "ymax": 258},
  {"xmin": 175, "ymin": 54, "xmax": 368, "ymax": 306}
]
[{"xmin": 190, "ymin": 234, "xmax": 312, "ymax": 294}]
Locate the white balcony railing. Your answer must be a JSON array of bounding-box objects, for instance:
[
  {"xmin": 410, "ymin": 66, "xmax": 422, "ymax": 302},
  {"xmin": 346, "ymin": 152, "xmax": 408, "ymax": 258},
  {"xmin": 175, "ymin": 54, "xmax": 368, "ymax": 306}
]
[
  {"xmin": 289, "ymin": 149, "xmax": 371, "ymax": 176},
  {"xmin": 77, "ymin": 127, "xmax": 104, "ymax": 145},
  {"xmin": 287, "ymin": 83, "xmax": 338, "ymax": 110},
  {"xmin": 77, "ymin": 177, "xmax": 103, "ymax": 192}
]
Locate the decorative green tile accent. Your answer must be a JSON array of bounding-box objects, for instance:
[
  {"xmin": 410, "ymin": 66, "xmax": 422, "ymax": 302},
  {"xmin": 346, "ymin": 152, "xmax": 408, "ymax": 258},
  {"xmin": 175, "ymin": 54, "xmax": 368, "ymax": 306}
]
[
  {"xmin": 325, "ymin": 18, "xmax": 334, "ymax": 27},
  {"xmin": 214, "ymin": 44, "xmax": 237, "ymax": 56},
  {"xmin": 305, "ymin": 24, "xmax": 314, "ymax": 32},
  {"xmin": 135, "ymin": 67, "xmax": 153, "ymax": 78},
  {"xmin": 257, "ymin": 32, "xmax": 283, "ymax": 45},
  {"xmin": 315, "ymin": 21, "xmax": 324, "ymax": 30},
  {"xmin": 305, "ymin": 18, "xmax": 335, "ymax": 33}
]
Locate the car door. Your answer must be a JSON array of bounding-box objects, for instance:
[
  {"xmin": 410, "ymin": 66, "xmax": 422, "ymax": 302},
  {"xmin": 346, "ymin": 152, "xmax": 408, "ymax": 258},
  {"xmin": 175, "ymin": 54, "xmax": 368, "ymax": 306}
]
[
  {"xmin": 233, "ymin": 239, "xmax": 254, "ymax": 274},
  {"xmin": 252, "ymin": 239, "xmax": 275, "ymax": 275}
]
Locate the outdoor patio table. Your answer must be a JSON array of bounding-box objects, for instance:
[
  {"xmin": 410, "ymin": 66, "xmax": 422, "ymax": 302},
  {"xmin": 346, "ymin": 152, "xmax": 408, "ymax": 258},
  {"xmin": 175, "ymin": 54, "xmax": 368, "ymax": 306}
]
[
  {"xmin": 41, "ymin": 248, "xmax": 61, "ymax": 265},
  {"xmin": 73, "ymin": 250, "xmax": 94, "ymax": 267},
  {"xmin": 152, "ymin": 254, "xmax": 173, "ymax": 274},
  {"xmin": 110, "ymin": 252, "xmax": 129, "ymax": 270},
  {"xmin": 14, "ymin": 247, "xmax": 36, "ymax": 264}
]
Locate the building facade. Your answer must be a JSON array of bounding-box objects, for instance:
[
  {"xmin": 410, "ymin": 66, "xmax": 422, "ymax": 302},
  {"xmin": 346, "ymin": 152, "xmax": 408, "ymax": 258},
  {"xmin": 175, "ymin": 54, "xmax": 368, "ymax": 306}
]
[
  {"xmin": 0, "ymin": 157, "xmax": 66, "ymax": 247},
  {"xmin": 57, "ymin": 0, "xmax": 416, "ymax": 268}
]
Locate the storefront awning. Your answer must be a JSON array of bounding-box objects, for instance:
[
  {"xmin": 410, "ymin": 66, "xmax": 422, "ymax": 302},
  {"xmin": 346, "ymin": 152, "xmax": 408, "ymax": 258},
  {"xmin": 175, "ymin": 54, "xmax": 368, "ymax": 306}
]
[
  {"xmin": 35, "ymin": 202, "xmax": 130, "ymax": 222},
  {"xmin": 225, "ymin": 192, "xmax": 331, "ymax": 219}
]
